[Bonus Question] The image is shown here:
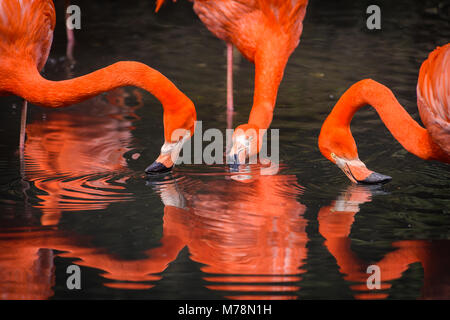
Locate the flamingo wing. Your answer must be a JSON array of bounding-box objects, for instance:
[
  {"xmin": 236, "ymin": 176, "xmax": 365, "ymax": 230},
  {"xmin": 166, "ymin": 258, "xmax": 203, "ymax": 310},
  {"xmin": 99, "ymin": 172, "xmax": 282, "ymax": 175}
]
[
  {"xmin": 257, "ymin": 0, "xmax": 308, "ymax": 32},
  {"xmin": 155, "ymin": 0, "xmax": 307, "ymax": 61},
  {"xmin": 417, "ymin": 43, "xmax": 450, "ymax": 155}
]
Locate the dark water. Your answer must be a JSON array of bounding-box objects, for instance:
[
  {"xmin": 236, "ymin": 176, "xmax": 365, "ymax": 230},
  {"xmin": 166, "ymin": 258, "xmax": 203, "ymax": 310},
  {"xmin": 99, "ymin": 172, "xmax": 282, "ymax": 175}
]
[{"xmin": 0, "ymin": 0, "xmax": 449, "ymax": 299}]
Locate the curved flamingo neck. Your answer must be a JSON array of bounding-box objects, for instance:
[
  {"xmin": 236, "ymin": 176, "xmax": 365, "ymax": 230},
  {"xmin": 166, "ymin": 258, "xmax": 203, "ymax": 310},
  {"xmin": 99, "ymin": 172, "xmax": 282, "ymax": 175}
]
[
  {"xmin": 322, "ymin": 79, "xmax": 448, "ymax": 162},
  {"xmin": 7, "ymin": 60, "xmax": 195, "ymax": 141},
  {"xmin": 12, "ymin": 61, "xmax": 186, "ymax": 110},
  {"xmin": 248, "ymin": 36, "xmax": 291, "ymax": 129}
]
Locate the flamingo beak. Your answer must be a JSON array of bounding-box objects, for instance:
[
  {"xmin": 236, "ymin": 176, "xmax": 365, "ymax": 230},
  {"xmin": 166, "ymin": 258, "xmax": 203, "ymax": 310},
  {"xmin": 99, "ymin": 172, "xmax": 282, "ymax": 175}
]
[
  {"xmin": 226, "ymin": 143, "xmax": 254, "ymax": 182},
  {"xmin": 333, "ymin": 154, "xmax": 392, "ymax": 184},
  {"xmin": 228, "ymin": 134, "xmax": 256, "ymax": 168},
  {"xmin": 145, "ymin": 155, "xmax": 174, "ymax": 175},
  {"xmin": 145, "ymin": 132, "xmax": 190, "ymax": 175},
  {"xmin": 228, "ymin": 135, "xmax": 251, "ymax": 164}
]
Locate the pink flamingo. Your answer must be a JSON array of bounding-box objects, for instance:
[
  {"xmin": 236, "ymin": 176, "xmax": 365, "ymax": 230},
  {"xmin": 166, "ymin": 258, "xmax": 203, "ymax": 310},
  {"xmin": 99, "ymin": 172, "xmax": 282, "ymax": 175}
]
[
  {"xmin": 156, "ymin": 0, "xmax": 308, "ymax": 163},
  {"xmin": 319, "ymin": 44, "xmax": 450, "ymax": 183}
]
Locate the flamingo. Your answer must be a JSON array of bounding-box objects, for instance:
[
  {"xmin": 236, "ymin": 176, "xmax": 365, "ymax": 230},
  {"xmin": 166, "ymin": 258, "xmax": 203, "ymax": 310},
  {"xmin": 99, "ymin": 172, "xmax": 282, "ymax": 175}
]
[
  {"xmin": 318, "ymin": 44, "xmax": 450, "ymax": 184},
  {"xmin": 156, "ymin": 0, "xmax": 308, "ymax": 163},
  {"xmin": 0, "ymin": 0, "xmax": 196, "ymax": 174}
]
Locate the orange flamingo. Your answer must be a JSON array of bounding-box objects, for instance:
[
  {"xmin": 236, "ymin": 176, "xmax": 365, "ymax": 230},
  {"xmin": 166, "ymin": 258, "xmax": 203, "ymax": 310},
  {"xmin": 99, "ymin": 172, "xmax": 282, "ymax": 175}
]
[
  {"xmin": 318, "ymin": 44, "xmax": 450, "ymax": 184},
  {"xmin": 156, "ymin": 0, "xmax": 308, "ymax": 162},
  {"xmin": 0, "ymin": 0, "xmax": 196, "ymax": 174}
]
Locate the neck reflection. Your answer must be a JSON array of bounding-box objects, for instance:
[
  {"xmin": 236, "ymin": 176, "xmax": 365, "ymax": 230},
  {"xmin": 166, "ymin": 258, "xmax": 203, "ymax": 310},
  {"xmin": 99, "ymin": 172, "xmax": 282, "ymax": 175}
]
[
  {"xmin": 24, "ymin": 88, "xmax": 142, "ymax": 225},
  {"xmin": 318, "ymin": 184, "xmax": 450, "ymax": 299},
  {"xmin": 150, "ymin": 168, "xmax": 308, "ymax": 300}
]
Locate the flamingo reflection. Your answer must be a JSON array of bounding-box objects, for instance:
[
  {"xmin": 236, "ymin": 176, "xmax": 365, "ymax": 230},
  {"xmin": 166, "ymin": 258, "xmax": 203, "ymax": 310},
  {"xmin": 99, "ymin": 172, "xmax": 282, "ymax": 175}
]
[
  {"xmin": 318, "ymin": 185, "xmax": 450, "ymax": 299},
  {"xmin": 2, "ymin": 160, "xmax": 448, "ymax": 299},
  {"xmin": 1, "ymin": 166, "xmax": 308, "ymax": 299},
  {"xmin": 0, "ymin": 226, "xmax": 185, "ymax": 298},
  {"xmin": 152, "ymin": 170, "xmax": 308, "ymax": 299},
  {"xmin": 24, "ymin": 88, "xmax": 142, "ymax": 225},
  {"xmin": 0, "ymin": 232, "xmax": 55, "ymax": 300}
]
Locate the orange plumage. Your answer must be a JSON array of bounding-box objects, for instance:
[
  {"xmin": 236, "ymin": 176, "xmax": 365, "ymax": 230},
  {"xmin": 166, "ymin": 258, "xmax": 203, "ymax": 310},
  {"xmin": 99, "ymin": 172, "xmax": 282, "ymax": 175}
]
[
  {"xmin": 318, "ymin": 44, "xmax": 450, "ymax": 184},
  {"xmin": 417, "ymin": 44, "xmax": 450, "ymax": 156},
  {"xmin": 0, "ymin": 0, "xmax": 196, "ymax": 173}
]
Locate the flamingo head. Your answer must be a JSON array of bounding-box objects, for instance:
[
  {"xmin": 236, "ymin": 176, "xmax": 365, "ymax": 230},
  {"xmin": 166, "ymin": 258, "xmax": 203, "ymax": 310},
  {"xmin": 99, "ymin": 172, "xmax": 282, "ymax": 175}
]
[
  {"xmin": 331, "ymin": 155, "xmax": 392, "ymax": 184},
  {"xmin": 318, "ymin": 127, "xmax": 392, "ymax": 184},
  {"xmin": 228, "ymin": 123, "xmax": 263, "ymax": 166},
  {"xmin": 145, "ymin": 129, "xmax": 192, "ymax": 175},
  {"xmin": 146, "ymin": 104, "xmax": 196, "ymax": 175}
]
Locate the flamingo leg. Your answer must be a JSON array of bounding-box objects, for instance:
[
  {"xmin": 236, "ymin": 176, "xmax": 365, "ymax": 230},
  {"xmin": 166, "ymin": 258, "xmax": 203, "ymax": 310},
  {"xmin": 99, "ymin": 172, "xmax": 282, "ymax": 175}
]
[
  {"xmin": 65, "ymin": 0, "xmax": 75, "ymax": 65},
  {"xmin": 66, "ymin": 28, "xmax": 75, "ymax": 63},
  {"xmin": 226, "ymin": 42, "xmax": 233, "ymax": 129}
]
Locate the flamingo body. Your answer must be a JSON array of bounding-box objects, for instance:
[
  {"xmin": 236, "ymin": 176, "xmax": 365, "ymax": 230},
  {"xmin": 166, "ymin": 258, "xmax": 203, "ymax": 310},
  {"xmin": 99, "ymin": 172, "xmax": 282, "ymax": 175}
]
[
  {"xmin": 318, "ymin": 44, "xmax": 450, "ymax": 184},
  {"xmin": 417, "ymin": 44, "xmax": 450, "ymax": 155},
  {"xmin": 189, "ymin": 0, "xmax": 307, "ymax": 63},
  {"xmin": 0, "ymin": 0, "xmax": 55, "ymax": 75}
]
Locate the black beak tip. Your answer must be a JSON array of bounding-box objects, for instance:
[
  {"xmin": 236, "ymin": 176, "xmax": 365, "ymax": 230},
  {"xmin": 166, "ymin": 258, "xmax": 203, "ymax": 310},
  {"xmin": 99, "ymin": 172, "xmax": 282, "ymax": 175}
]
[
  {"xmin": 228, "ymin": 154, "xmax": 240, "ymax": 172},
  {"xmin": 359, "ymin": 172, "xmax": 392, "ymax": 184},
  {"xmin": 145, "ymin": 161, "xmax": 173, "ymax": 175}
]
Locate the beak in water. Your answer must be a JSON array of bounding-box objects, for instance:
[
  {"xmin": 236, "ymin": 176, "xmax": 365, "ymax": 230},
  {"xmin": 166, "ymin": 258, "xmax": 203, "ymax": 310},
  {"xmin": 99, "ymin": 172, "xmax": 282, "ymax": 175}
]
[
  {"xmin": 228, "ymin": 125, "xmax": 261, "ymax": 166},
  {"xmin": 145, "ymin": 153, "xmax": 174, "ymax": 175},
  {"xmin": 228, "ymin": 134, "xmax": 253, "ymax": 165},
  {"xmin": 333, "ymin": 155, "xmax": 392, "ymax": 184},
  {"xmin": 145, "ymin": 132, "xmax": 190, "ymax": 175}
]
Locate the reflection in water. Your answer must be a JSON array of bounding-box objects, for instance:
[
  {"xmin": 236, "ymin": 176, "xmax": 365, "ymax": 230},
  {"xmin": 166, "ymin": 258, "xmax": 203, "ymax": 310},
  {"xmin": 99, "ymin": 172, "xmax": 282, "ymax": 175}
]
[
  {"xmin": 23, "ymin": 89, "xmax": 142, "ymax": 225},
  {"xmin": 0, "ymin": 169, "xmax": 449, "ymax": 299},
  {"xmin": 0, "ymin": 166, "xmax": 308, "ymax": 300},
  {"xmin": 0, "ymin": 88, "xmax": 147, "ymax": 299},
  {"xmin": 151, "ymin": 169, "xmax": 308, "ymax": 300},
  {"xmin": 0, "ymin": 226, "xmax": 183, "ymax": 298},
  {"xmin": 318, "ymin": 185, "xmax": 450, "ymax": 300},
  {"xmin": 0, "ymin": 233, "xmax": 54, "ymax": 300}
]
